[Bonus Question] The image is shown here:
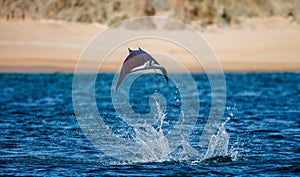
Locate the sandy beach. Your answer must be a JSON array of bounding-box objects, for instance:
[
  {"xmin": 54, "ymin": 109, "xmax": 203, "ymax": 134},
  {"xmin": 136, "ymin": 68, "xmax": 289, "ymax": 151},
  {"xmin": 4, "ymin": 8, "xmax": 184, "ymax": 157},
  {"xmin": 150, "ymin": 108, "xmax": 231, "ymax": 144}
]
[{"xmin": 0, "ymin": 19, "xmax": 300, "ymax": 73}]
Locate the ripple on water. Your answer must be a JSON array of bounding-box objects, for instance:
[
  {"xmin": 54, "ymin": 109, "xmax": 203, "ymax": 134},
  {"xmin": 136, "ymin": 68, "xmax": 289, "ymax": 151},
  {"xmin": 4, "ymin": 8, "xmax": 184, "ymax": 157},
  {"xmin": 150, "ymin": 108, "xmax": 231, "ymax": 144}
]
[{"xmin": 0, "ymin": 73, "xmax": 299, "ymax": 176}]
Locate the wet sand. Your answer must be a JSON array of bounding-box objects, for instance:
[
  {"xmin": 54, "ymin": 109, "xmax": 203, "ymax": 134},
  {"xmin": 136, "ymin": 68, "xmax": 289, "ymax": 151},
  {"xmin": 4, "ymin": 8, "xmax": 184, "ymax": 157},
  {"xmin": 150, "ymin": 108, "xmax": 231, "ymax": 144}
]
[{"xmin": 0, "ymin": 20, "xmax": 299, "ymax": 73}]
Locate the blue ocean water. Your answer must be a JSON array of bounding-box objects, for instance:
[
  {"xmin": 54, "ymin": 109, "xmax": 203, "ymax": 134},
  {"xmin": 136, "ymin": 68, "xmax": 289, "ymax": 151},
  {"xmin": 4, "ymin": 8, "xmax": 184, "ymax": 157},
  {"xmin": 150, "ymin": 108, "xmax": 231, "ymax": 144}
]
[{"xmin": 0, "ymin": 73, "xmax": 299, "ymax": 176}]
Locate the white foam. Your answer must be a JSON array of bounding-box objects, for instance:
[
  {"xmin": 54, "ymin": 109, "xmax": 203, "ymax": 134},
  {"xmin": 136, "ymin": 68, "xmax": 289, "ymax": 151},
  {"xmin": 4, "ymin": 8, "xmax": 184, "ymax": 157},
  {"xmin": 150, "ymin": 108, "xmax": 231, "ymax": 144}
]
[{"xmin": 127, "ymin": 99, "xmax": 238, "ymax": 163}]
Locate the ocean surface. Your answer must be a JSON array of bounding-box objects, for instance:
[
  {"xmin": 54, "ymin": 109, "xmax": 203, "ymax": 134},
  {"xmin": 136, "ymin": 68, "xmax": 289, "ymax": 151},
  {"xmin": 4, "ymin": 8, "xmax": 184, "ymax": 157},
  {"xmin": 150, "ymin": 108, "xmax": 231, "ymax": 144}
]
[{"xmin": 0, "ymin": 73, "xmax": 299, "ymax": 176}]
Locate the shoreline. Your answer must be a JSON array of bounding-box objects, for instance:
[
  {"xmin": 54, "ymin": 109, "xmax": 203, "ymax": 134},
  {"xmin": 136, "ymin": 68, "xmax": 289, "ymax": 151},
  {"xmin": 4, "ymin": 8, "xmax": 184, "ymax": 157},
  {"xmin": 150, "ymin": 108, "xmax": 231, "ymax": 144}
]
[{"xmin": 0, "ymin": 20, "xmax": 299, "ymax": 73}]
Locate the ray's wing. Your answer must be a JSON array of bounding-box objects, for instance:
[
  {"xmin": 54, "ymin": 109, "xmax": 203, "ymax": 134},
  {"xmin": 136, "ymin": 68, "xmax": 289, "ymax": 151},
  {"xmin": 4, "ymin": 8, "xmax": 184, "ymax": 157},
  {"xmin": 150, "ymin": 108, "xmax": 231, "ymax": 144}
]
[
  {"xmin": 150, "ymin": 57, "xmax": 168, "ymax": 83},
  {"xmin": 159, "ymin": 66, "xmax": 168, "ymax": 83},
  {"xmin": 115, "ymin": 55, "xmax": 145, "ymax": 91},
  {"xmin": 147, "ymin": 53, "xmax": 169, "ymax": 83},
  {"xmin": 115, "ymin": 49, "xmax": 168, "ymax": 91}
]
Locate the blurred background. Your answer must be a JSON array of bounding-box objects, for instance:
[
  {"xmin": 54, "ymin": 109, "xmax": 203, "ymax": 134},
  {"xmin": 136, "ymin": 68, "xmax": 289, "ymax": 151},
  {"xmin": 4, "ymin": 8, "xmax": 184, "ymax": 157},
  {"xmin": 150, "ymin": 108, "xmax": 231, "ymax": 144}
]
[
  {"xmin": 0, "ymin": 0, "xmax": 300, "ymax": 72},
  {"xmin": 1, "ymin": 0, "xmax": 300, "ymax": 29}
]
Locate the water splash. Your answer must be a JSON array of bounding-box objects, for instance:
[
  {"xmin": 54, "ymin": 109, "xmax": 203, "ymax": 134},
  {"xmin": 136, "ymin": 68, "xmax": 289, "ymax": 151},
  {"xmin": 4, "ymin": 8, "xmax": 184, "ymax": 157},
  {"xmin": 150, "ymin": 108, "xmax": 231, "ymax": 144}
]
[
  {"xmin": 131, "ymin": 94, "xmax": 171, "ymax": 163},
  {"xmin": 204, "ymin": 119, "xmax": 230, "ymax": 159},
  {"xmin": 127, "ymin": 99, "xmax": 238, "ymax": 164},
  {"xmin": 133, "ymin": 124, "xmax": 171, "ymax": 163}
]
